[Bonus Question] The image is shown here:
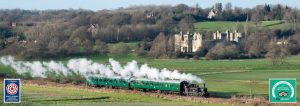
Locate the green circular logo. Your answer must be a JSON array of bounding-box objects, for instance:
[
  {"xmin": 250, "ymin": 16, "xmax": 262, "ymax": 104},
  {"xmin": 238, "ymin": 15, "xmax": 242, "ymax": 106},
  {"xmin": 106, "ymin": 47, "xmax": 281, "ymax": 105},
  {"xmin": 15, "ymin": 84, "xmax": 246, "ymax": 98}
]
[{"xmin": 272, "ymin": 81, "xmax": 294, "ymax": 98}]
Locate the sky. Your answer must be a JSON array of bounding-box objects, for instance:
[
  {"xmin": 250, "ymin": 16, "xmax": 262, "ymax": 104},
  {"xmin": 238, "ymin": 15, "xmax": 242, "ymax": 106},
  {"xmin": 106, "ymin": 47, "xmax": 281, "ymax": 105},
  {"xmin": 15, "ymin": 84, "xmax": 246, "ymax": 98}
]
[{"xmin": 1, "ymin": 0, "xmax": 300, "ymax": 11}]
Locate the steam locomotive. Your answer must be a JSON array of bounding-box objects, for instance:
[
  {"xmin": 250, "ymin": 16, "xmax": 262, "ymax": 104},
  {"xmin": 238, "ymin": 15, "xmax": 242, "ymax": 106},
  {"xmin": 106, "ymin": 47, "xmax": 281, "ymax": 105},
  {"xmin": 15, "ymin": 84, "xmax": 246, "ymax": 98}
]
[{"xmin": 87, "ymin": 76, "xmax": 208, "ymax": 97}]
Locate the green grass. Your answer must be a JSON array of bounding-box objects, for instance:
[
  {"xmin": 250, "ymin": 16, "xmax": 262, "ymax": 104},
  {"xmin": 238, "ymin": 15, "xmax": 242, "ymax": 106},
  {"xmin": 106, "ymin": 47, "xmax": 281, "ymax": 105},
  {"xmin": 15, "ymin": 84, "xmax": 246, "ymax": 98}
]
[
  {"xmin": 0, "ymin": 65, "xmax": 18, "ymax": 77},
  {"xmin": 49, "ymin": 54, "xmax": 300, "ymax": 99},
  {"xmin": 1, "ymin": 54, "xmax": 300, "ymax": 105},
  {"xmin": 194, "ymin": 20, "xmax": 288, "ymax": 31},
  {"xmin": 107, "ymin": 41, "xmax": 140, "ymax": 51},
  {"xmin": 0, "ymin": 83, "xmax": 227, "ymax": 106}
]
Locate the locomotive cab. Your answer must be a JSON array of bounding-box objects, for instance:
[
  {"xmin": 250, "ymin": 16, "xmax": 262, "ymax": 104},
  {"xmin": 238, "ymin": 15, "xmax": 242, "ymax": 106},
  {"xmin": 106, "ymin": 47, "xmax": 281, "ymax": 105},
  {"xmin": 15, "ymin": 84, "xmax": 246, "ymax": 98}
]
[
  {"xmin": 180, "ymin": 81, "xmax": 208, "ymax": 97},
  {"xmin": 180, "ymin": 81, "xmax": 189, "ymax": 95},
  {"xmin": 188, "ymin": 84, "xmax": 199, "ymax": 96}
]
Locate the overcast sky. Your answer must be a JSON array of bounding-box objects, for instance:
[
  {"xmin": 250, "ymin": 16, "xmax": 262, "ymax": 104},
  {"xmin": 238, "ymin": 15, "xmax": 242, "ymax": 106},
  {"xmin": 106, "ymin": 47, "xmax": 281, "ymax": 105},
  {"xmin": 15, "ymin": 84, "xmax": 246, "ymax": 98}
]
[{"xmin": 1, "ymin": 0, "xmax": 300, "ymax": 11}]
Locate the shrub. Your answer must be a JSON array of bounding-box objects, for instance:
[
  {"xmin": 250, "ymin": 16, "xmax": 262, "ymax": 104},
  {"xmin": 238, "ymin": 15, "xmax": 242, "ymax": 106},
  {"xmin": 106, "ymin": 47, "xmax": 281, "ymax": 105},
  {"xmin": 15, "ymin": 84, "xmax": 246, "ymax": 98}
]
[
  {"xmin": 206, "ymin": 43, "xmax": 239, "ymax": 59},
  {"xmin": 109, "ymin": 42, "xmax": 130, "ymax": 55},
  {"xmin": 93, "ymin": 40, "xmax": 108, "ymax": 55}
]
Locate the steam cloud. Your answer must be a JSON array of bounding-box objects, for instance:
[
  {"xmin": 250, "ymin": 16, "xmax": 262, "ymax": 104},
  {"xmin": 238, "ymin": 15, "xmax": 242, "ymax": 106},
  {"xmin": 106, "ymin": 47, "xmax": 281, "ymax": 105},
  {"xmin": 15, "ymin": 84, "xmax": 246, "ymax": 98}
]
[{"xmin": 0, "ymin": 56, "xmax": 203, "ymax": 83}]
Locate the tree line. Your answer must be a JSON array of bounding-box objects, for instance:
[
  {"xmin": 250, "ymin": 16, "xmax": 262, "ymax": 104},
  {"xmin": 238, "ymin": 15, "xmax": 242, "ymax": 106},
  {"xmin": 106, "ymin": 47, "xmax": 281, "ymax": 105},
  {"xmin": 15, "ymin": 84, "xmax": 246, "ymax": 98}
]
[
  {"xmin": 0, "ymin": 3, "xmax": 300, "ymax": 60},
  {"xmin": 137, "ymin": 29, "xmax": 300, "ymax": 62}
]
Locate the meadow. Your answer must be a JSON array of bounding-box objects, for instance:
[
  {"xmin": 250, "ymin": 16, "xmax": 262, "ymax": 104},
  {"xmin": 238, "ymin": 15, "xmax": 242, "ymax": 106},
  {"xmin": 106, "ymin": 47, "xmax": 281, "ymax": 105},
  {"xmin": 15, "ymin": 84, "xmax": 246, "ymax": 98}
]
[
  {"xmin": 55, "ymin": 54, "xmax": 300, "ymax": 99},
  {"xmin": 1, "ymin": 54, "xmax": 299, "ymax": 98},
  {"xmin": 0, "ymin": 82, "xmax": 230, "ymax": 106},
  {"xmin": 1, "ymin": 26, "xmax": 300, "ymax": 105},
  {"xmin": 194, "ymin": 20, "xmax": 288, "ymax": 31}
]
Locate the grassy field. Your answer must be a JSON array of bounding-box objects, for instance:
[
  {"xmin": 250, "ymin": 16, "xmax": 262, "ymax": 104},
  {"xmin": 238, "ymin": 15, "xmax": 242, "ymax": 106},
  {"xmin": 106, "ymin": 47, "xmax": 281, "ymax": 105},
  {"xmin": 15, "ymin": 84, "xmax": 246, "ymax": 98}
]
[
  {"xmin": 38, "ymin": 54, "xmax": 300, "ymax": 98},
  {"xmin": 0, "ymin": 52, "xmax": 300, "ymax": 105},
  {"xmin": 194, "ymin": 20, "xmax": 288, "ymax": 31},
  {"xmin": 2, "ymin": 54, "xmax": 299, "ymax": 96},
  {"xmin": 0, "ymin": 83, "xmax": 229, "ymax": 106}
]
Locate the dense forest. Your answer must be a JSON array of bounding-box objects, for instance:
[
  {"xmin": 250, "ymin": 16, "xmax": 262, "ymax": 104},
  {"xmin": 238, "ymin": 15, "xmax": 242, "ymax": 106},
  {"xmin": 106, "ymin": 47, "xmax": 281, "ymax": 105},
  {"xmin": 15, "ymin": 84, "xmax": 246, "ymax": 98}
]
[{"xmin": 0, "ymin": 3, "xmax": 300, "ymax": 61}]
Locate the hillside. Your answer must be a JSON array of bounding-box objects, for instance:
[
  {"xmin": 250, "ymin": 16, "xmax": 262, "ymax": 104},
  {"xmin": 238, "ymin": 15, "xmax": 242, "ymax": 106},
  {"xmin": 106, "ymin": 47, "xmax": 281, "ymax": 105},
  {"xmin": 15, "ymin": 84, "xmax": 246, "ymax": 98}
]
[{"xmin": 194, "ymin": 20, "xmax": 288, "ymax": 31}]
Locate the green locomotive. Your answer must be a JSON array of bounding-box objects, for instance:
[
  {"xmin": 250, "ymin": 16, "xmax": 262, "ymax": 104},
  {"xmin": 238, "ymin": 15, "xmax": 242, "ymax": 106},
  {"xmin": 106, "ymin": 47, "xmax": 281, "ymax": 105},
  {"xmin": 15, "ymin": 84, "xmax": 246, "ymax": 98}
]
[{"xmin": 87, "ymin": 76, "xmax": 208, "ymax": 97}]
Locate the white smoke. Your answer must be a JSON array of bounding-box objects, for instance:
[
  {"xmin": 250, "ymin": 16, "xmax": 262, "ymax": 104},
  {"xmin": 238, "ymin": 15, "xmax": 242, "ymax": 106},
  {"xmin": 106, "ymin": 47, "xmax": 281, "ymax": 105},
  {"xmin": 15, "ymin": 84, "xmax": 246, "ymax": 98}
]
[{"xmin": 0, "ymin": 56, "xmax": 204, "ymax": 83}]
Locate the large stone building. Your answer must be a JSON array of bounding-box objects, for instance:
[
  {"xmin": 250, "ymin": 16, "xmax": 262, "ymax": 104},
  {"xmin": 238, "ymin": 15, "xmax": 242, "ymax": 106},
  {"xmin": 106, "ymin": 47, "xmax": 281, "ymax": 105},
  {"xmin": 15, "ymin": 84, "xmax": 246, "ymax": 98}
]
[
  {"xmin": 175, "ymin": 30, "xmax": 243, "ymax": 53},
  {"xmin": 175, "ymin": 32, "xmax": 203, "ymax": 53},
  {"xmin": 213, "ymin": 30, "xmax": 243, "ymax": 42}
]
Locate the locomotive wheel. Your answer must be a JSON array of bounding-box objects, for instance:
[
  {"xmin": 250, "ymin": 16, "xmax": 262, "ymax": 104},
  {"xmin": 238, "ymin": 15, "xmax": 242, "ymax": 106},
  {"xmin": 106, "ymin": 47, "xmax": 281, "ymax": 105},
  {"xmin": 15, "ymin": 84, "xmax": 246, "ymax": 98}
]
[
  {"xmin": 204, "ymin": 93, "xmax": 209, "ymax": 97},
  {"xmin": 142, "ymin": 89, "xmax": 147, "ymax": 92},
  {"xmin": 96, "ymin": 85, "xmax": 101, "ymax": 88},
  {"xmin": 198, "ymin": 93, "xmax": 204, "ymax": 97}
]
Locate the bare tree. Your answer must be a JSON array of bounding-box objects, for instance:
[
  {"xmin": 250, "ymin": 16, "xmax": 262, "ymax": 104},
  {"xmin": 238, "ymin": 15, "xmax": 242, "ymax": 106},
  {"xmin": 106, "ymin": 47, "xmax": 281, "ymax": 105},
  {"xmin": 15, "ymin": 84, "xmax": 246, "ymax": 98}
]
[
  {"xmin": 265, "ymin": 41, "xmax": 290, "ymax": 65},
  {"xmin": 279, "ymin": 43, "xmax": 290, "ymax": 64},
  {"xmin": 265, "ymin": 42, "xmax": 280, "ymax": 64},
  {"xmin": 149, "ymin": 33, "xmax": 168, "ymax": 58}
]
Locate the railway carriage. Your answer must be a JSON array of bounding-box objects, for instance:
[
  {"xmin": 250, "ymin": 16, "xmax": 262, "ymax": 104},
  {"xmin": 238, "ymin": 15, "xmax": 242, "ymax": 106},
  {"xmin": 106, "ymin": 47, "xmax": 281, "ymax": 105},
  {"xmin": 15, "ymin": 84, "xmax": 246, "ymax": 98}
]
[
  {"xmin": 130, "ymin": 79, "xmax": 181, "ymax": 92},
  {"xmin": 87, "ymin": 76, "xmax": 208, "ymax": 97},
  {"xmin": 87, "ymin": 76, "xmax": 129, "ymax": 88}
]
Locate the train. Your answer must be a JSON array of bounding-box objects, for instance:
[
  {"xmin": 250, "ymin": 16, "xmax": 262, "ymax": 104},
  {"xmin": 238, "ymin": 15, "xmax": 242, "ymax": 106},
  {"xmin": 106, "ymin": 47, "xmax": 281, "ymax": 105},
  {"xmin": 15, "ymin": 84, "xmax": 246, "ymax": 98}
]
[{"xmin": 86, "ymin": 76, "xmax": 208, "ymax": 97}]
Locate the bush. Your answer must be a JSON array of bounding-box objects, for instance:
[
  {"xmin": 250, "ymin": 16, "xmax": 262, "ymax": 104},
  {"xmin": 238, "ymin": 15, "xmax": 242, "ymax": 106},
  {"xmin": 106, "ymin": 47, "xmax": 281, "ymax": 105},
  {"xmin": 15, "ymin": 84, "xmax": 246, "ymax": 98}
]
[
  {"xmin": 205, "ymin": 43, "xmax": 239, "ymax": 59},
  {"xmin": 93, "ymin": 40, "xmax": 108, "ymax": 55},
  {"xmin": 44, "ymin": 70, "xmax": 85, "ymax": 84},
  {"xmin": 136, "ymin": 41, "xmax": 151, "ymax": 56},
  {"xmin": 193, "ymin": 47, "xmax": 207, "ymax": 57},
  {"xmin": 109, "ymin": 42, "xmax": 130, "ymax": 55},
  {"xmin": 0, "ymin": 67, "xmax": 20, "ymax": 78}
]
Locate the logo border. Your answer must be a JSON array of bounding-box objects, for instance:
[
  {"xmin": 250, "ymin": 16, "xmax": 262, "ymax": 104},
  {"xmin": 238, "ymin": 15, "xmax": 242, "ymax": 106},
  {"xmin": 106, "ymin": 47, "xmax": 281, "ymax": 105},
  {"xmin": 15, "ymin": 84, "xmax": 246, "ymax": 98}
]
[
  {"xmin": 269, "ymin": 78, "xmax": 297, "ymax": 103},
  {"xmin": 3, "ymin": 79, "xmax": 21, "ymax": 103}
]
